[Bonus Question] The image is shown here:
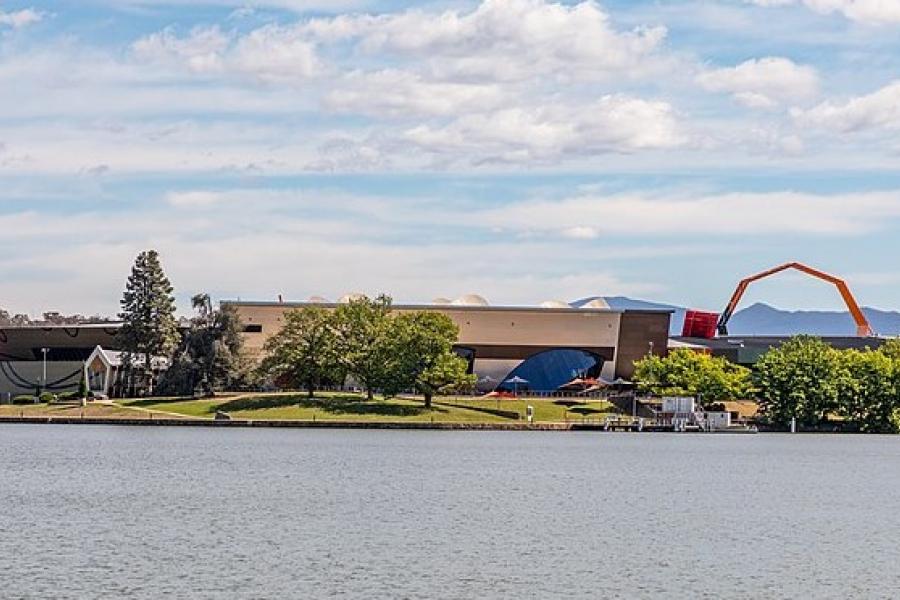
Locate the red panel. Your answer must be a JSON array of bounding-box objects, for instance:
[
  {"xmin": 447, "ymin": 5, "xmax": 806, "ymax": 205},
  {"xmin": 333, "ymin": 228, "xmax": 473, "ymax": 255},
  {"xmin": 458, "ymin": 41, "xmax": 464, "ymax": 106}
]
[{"xmin": 682, "ymin": 310, "xmax": 719, "ymax": 339}]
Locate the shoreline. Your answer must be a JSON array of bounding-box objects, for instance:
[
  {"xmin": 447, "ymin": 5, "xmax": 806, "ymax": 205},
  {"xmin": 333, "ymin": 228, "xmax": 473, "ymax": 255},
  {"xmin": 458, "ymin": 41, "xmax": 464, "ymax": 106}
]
[
  {"xmin": 0, "ymin": 415, "xmax": 573, "ymax": 430},
  {"xmin": 0, "ymin": 415, "xmax": 764, "ymax": 432}
]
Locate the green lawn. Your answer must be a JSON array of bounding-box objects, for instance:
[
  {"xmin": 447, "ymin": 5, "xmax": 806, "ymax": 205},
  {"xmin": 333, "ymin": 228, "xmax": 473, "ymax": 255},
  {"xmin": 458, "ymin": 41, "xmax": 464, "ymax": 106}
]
[
  {"xmin": 0, "ymin": 402, "xmax": 160, "ymax": 419},
  {"xmin": 437, "ymin": 397, "xmax": 619, "ymax": 423},
  {"xmin": 117, "ymin": 393, "xmax": 620, "ymax": 423}
]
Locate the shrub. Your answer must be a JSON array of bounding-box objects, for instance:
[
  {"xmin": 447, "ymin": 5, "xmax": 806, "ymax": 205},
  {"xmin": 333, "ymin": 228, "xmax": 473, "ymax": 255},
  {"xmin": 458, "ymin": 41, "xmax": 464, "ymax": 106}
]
[
  {"xmin": 12, "ymin": 395, "xmax": 35, "ymax": 405},
  {"xmin": 40, "ymin": 392, "xmax": 56, "ymax": 404}
]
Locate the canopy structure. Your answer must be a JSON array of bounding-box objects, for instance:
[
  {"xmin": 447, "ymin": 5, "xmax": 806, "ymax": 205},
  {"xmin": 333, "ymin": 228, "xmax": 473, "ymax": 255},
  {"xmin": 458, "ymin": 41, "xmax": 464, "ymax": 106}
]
[{"xmin": 503, "ymin": 375, "xmax": 529, "ymax": 396}]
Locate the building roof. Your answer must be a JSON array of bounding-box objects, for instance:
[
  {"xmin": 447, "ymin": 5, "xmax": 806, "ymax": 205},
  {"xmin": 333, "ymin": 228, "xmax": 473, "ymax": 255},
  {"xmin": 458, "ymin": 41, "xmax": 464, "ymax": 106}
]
[
  {"xmin": 223, "ymin": 300, "xmax": 673, "ymax": 316},
  {"xmin": 0, "ymin": 322, "xmax": 122, "ymax": 330}
]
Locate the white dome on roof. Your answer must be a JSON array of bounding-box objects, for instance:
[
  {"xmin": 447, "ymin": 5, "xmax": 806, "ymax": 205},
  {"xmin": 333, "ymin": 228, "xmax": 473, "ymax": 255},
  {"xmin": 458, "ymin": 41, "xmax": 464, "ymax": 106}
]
[
  {"xmin": 452, "ymin": 293, "xmax": 489, "ymax": 306},
  {"xmin": 308, "ymin": 295, "xmax": 330, "ymax": 303},
  {"xmin": 338, "ymin": 292, "xmax": 367, "ymax": 304},
  {"xmin": 431, "ymin": 297, "xmax": 452, "ymax": 305},
  {"xmin": 581, "ymin": 298, "xmax": 610, "ymax": 310},
  {"xmin": 540, "ymin": 300, "xmax": 570, "ymax": 308}
]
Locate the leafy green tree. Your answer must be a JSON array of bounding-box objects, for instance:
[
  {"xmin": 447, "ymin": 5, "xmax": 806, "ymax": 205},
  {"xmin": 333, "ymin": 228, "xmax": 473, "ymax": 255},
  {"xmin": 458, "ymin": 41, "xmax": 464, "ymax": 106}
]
[
  {"xmin": 416, "ymin": 352, "xmax": 476, "ymax": 408},
  {"xmin": 633, "ymin": 349, "xmax": 753, "ymax": 404},
  {"xmin": 878, "ymin": 338, "xmax": 900, "ymax": 360},
  {"xmin": 754, "ymin": 336, "xmax": 843, "ymax": 428},
  {"xmin": 259, "ymin": 306, "xmax": 341, "ymax": 399},
  {"xmin": 836, "ymin": 349, "xmax": 898, "ymax": 433},
  {"xmin": 392, "ymin": 311, "xmax": 476, "ymax": 407},
  {"xmin": 332, "ymin": 295, "xmax": 396, "ymax": 401},
  {"xmin": 160, "ymin": 294, "xmax": 247, "ymax": 396},
  {"xmin": 116, "ymin": 250, "xmax": 179, "ymax": 394}
]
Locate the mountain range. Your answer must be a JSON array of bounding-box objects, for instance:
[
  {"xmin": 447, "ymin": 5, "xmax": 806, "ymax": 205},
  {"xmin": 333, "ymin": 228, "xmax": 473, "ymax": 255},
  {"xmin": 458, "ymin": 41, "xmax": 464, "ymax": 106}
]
[{"xmin": 600, "ymin": 297, "xmax": 900, "ymax": 337}]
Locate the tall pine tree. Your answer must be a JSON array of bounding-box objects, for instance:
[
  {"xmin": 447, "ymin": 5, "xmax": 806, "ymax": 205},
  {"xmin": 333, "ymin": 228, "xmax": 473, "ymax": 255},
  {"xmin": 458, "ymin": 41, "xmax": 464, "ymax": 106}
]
[{"xmin": 117, "ymin": 250, "xmax": 179, "ymax": 395}]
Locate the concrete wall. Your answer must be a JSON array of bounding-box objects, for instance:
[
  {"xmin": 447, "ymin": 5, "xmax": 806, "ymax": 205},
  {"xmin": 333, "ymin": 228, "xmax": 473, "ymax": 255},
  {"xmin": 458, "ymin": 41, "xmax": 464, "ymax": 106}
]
[
  {"xmin": 615, "ymin": 312, "xmax": 672, "ymax": 379},
  {"xmin": 0, "ymin": 361, "xmax": 83, "ymax": 396},
  {"xmin": 228, "ymin": 301, "xmax": 670, "ymax": 382}
]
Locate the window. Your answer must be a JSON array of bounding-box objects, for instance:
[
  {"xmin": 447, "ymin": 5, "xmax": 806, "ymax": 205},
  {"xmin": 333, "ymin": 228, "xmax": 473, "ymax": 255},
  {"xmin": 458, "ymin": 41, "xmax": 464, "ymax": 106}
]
[{"xmin": 244, "ymin": 324, "xmax": 263, "ymax": 333}]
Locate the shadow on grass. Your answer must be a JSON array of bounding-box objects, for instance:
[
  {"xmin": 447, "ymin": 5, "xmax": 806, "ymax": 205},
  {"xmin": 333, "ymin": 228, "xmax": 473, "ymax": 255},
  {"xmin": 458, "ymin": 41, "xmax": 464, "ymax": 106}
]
[
  {"xmin": 219, "ymin": 394, "xmax": 443, "ymax": 418},
  {"xmin": 433, "ymin": 401, "xmax": 520, "ymax": 420},
  {"xmin": 567, "ymin": 405, "xmax": 613, "ymax": 417}
]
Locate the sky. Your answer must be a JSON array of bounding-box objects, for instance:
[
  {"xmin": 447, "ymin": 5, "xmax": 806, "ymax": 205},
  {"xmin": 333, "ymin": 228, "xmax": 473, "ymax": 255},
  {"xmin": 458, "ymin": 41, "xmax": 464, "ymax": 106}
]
[{"xmin": 2, "ymin": 0, "xmax": 900, "ymax": 317}]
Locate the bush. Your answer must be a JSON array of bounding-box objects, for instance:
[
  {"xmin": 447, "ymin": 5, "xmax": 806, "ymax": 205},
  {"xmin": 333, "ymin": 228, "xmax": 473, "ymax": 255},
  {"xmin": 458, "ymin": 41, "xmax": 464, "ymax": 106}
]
[
  {"xmin": 12, "ymin": 395, "xmax": 36, "ymax": 405},
  {"xmin": 40, "ymin": 392, "xmax": 56, "ymax": 404}
]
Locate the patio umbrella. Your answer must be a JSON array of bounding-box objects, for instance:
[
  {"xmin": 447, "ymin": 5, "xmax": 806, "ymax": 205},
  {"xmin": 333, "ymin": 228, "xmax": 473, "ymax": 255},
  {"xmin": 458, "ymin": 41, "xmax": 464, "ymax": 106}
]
[
  {"xmin": 557, "ymin": 377, "xmax": 585, "ymax": 391},
  {"xmin": 504, "ymin": 375, "xmax": 529, "ymax": 396}
]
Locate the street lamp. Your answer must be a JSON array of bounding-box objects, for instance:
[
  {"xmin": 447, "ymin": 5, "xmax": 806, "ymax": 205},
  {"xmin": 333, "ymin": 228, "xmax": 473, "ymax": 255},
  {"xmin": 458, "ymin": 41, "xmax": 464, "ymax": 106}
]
[{"xmin": 41, "ymin": 347, "xmax": 49, "ymax": 395}]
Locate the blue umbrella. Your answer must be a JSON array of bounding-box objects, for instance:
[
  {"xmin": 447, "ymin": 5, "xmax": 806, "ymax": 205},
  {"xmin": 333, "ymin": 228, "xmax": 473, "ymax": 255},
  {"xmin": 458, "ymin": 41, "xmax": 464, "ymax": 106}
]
[{"xmin": 504, "ymin": 375, "xmax": 529, "ymax": 396}]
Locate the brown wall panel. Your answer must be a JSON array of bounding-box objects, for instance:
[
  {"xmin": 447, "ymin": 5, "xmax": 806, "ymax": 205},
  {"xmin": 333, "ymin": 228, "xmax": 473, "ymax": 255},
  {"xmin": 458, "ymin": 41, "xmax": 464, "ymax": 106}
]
[{"xmin": 614, "ymin": 312, "xmax": 671, "ymax": 379}]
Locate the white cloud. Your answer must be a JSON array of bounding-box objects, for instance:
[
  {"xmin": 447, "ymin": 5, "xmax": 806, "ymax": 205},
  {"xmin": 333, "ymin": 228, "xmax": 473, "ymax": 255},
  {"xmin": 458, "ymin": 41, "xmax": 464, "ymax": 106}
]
[
  {"xmin": 132, "ymin": 0, "xmax": 670, "ymax": 85},
  {"xmin": 474, "ymin": 190, "xmax": 900, "ymax": 237},
  {"xmin": 306, "ymin": 0, "xmax": 668, "ymax": 82},
  {"xmin": 562, "ymin": 226, "xmax": 600, "ymax": 240},
  {"xmin": 697, "ymin": 57, "xmax": 819, "ymax": 108},
  {"xmin": 229, "ymin": 24, "xmax": 320, "ymax": 82},
  {"xmin": 403, "ymin": 96, "xmax": 685, "ymax": 164},
  {"xmin": 794, "ymin": 80, "xmax": 900, "ymax": 132},
  {"xmin": 0, "ymin": 7, "xmax": 43, "ymax": 28},
  {"xmin": 6, "ymin": 185, "xmax": 900, "ymax": 315},
  {"xmin": 105, "ymin": 0, "xmax": 366, "ymax": 11},
  {"xmin": 745, "ymin": 0, "xmax": 900, "ymax": 25},
  {"xmin": 325, "ymin": 70, "xmax": 506, "ymax": 118},
  {"xmin": 133, "ymin": 24, "xmax": 319, "ymax": 81},
  {"xmin": 166, "ymin": 190, "xmax": 225, "ymax": 208},
  {"xmin": 133, "ymin": 26, "xmax": 230, "ymax": 74},
  {"xmin": 0, "ymin": 193, "xmax": 672, "ymax": 315}
]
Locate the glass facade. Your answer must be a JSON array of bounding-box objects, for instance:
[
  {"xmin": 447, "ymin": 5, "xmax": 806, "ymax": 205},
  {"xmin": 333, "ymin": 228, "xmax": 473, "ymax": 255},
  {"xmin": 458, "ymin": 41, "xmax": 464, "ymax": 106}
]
[{"xmin": 495, "ymin": 349, "xmax": 604, "ymax": 393}]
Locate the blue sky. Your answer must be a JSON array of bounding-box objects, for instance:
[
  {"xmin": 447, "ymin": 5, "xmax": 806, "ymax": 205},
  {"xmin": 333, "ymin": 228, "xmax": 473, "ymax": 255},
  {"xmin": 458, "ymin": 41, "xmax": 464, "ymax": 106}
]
[{"xmin": 2, "ymin": 0, "xmax": 900, "ymax": 316}]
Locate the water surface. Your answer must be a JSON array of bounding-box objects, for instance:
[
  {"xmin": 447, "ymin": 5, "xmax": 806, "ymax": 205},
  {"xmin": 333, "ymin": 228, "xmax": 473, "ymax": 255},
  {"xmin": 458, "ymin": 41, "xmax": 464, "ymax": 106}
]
[{"xmin": 1, "ymin": 425, "xmax": 898, "ymax": 598}]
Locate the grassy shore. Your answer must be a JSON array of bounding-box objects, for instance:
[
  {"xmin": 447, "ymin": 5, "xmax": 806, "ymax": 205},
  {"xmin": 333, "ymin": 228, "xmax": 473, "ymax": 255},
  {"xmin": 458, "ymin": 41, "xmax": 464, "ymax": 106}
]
[
  {"xmin": 0, "ymin": 402, "xmax": 157, "ymax": 419},
  {"xmin": 115, "ymin": 392, "xmax": 619, "ymax": 423}
]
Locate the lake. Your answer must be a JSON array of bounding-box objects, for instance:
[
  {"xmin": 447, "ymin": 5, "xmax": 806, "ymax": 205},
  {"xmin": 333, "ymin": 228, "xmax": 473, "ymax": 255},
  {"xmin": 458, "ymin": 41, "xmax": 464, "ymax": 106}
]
[{"xmin": 1, "ymin": 425, "xmax": 899, "ymax": 598}]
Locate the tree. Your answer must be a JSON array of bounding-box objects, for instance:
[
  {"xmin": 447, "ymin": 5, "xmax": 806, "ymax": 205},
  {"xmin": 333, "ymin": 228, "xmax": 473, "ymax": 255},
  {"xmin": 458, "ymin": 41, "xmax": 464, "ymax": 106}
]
[
  {"xmin": 258, "ymin": 306, "xmax": 340, "ymax": 398},
  {"xmin": 116, "ymin": 250, "xmax": 180, "ymax": 394},
  {"xmin": 836, "ymin": 349, "xmax": 898, "ymax": 433},
  {"xmin": 392, "ymin": 311, "xmax": 476, "ymax": 407},
  {"xmin": 878, "ymin": 338, "xmax": 900, "ymax": 361},
  {"xmin": 415, "ymin": 352, "xmax": 475, "ymax": 408},
  {"xmin": 754, "ymin": 336, "xmax": 843, "ymax": 428},
  {"xmin": 333, "ymin": 295, "xmax": 395, "ymax": 401},
  {"xmin": 160, "ymin": 294, "xmax": 247, "ymax": 396},
  {"xmin": 633, "ymin": 349, "xmax": 753, "ymax": 404}
]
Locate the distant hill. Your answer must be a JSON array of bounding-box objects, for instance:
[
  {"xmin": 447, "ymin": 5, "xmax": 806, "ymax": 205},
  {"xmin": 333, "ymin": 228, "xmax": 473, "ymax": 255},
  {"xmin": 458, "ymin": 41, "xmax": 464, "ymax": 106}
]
[
  {"xmin": 726, "ymin": 302, "xmax": 900, "ymax": 337},
  {"xmin": 578, "ymin": 297, "xmax": 900, "ymax": 337}
]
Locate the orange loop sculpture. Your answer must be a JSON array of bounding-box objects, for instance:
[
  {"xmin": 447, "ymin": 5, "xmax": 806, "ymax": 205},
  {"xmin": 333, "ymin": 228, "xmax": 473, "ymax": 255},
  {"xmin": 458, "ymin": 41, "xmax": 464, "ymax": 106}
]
[{"xmin": 716, "ymin": 262, "xmax": 874, "ymax": 337}]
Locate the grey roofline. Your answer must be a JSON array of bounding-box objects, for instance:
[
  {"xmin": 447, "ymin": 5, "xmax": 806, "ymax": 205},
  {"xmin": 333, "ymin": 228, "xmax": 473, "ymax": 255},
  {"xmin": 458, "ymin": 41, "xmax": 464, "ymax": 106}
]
[
  {"xmin": 221, "ymin": 300, "xmax": 674, "ymax": 316},
  {"xmin": 0, "ymin": 322, "xmax": 123, "ymax": 330}
]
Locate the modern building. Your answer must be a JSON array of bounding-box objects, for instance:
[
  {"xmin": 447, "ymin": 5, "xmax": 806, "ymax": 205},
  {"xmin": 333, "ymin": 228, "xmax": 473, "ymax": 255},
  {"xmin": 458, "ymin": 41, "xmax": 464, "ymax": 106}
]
[
  {"xmin": 0, "ymin": 323, "xmax": 172, "ymax": 398},
  {"xmin": 0, "ymin": 295, "xmax": 672, "ymax": 397},
  {"xmin": 226, "ymin": 295, "xmax": 672, "ymax": 393},
  {"xmin": 0, "ymin": 324, "xmax": 120, "ymax": 397}
]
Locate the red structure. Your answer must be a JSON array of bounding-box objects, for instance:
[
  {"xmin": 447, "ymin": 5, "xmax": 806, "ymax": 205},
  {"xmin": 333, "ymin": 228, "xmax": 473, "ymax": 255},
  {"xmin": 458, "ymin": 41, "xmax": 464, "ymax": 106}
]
[{"xmin": 681, "ymin": 310, "xmax": 719, "ymax": 339}]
